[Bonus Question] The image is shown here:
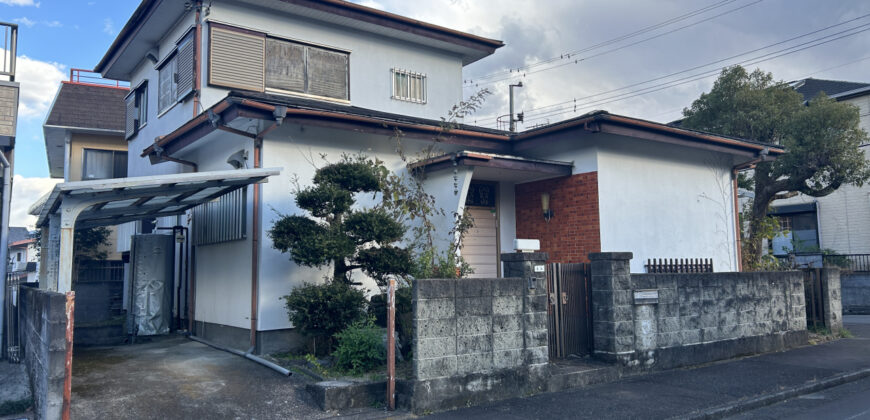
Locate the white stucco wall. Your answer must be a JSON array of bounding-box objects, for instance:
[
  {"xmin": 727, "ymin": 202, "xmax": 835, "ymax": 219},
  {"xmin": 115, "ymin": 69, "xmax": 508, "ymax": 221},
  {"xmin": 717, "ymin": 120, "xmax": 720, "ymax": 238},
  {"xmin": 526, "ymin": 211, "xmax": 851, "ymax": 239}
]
[
  {"xmin": 200, "ymin": 2, "xmax": 464, "ymax": 120},
  {"xmin": 179, "ymin": 133, "xmax": 256, "ymax": 329},
  {"xmin": 595, "ymin": 136, "xmax": 738, "ymax": 273}
]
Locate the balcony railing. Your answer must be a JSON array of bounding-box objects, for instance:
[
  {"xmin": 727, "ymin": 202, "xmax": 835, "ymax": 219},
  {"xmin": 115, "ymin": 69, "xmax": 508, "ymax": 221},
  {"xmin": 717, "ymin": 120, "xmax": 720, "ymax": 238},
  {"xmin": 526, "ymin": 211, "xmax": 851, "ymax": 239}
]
[
  {"xmin": 775, "ymin": 253, "xmax": 870, "ymax": 272},
  {"xmin": 0, "ymin": 22, "xmax": 17, "ymax": 81},
  {"xmin": 68, "ymin": 68, "xmax": 129, "ymax": 89}
]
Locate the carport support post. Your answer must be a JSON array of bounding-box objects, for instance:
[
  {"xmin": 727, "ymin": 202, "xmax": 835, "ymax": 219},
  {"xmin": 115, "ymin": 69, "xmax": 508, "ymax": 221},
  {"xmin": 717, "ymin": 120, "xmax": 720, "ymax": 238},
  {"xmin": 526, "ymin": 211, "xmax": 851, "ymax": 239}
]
[{"xmin": 58, "ymin": 199, "xmax": 88, "ymax": 293}]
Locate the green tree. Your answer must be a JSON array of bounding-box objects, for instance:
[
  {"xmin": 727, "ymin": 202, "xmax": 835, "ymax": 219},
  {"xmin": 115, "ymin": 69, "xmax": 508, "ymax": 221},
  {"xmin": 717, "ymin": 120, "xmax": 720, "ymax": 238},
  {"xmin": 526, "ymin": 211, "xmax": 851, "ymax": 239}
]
[
  {"xmin": 268, "ymin": 156, "xmax": 411, "ymax": 285},
  {"xmin": 682, "ymin": 66, "xmax": 870, "ymax": 268}
]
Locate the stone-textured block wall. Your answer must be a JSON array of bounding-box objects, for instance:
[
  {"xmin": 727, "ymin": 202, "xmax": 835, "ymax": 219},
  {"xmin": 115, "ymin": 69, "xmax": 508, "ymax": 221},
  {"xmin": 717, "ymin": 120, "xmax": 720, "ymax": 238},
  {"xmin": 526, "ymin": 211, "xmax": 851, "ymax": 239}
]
[
  {"xmin": 412, "ymin": 277, "xmax": 548, "ymax": 381},
  {"xmin": 19, "ymin": 286, "xmax": 71, "ymax": 420},
  {"xmin": 591, "ymin": 253, "xmax": 808, "ymax": 369},
  {"xmin": 0, "ymin": 82, "xmax": 19, "ymax": 137},
  {"xmin": 842, "ymin": 272, "xmax": 870, "ymax": 314},
  {"xmin": 515, "ymin": 172, "xmax": 600, "ymax": 263}
]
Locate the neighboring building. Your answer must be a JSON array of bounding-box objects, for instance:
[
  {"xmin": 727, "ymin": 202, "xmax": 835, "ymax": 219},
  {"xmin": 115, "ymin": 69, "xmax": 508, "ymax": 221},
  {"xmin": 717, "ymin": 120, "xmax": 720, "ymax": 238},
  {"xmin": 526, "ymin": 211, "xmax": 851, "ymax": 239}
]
[
  {"xmin": 90, "ymin": 0, "xmax": 781, "ymax": 353},
  {"xmin": 43, "ymin": 69, "xmax": 129, "ymax": 262},
  {"xmin": 769, "ymin": 78, "xmax": 870, "ymax": 267},
  {"xmin": 0, "ymin": 22, "xmax": 19, "ymax": 360},
  {"xmin": 7, "ymin": 227, "xmax": 38, "ymax": 284}
]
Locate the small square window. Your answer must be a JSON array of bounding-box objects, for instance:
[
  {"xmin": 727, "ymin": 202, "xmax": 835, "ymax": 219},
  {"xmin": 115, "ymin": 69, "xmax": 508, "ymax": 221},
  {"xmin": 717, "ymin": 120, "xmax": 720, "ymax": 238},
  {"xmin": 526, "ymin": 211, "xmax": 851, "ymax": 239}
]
[{"xmin": 391, "ymin": 69, "xmax": 426, "ymax": 104}]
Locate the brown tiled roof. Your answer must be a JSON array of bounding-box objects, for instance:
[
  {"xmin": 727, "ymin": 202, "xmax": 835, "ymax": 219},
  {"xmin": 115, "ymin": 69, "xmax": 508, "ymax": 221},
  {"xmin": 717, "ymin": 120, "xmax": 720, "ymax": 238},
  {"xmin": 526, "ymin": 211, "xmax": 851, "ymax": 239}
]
[{"xmin": 44, "ymin": 82, "xmax": 128, "ymax": 131}]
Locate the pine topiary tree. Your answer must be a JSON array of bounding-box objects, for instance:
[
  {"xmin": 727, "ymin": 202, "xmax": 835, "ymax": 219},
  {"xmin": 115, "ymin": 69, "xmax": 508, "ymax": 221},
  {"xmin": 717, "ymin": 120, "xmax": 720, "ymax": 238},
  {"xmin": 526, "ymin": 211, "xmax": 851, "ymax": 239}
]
[{"xmin": 268, "ymin": 156, "xmax": 412, "ymax": 285}]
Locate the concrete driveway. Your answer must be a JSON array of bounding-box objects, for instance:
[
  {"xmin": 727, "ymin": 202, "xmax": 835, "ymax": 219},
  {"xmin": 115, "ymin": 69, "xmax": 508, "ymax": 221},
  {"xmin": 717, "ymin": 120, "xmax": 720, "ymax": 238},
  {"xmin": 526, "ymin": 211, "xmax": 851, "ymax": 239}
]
[{"xmin": 71, "ymin": 335, "xmax": 335, "ymax": 419}]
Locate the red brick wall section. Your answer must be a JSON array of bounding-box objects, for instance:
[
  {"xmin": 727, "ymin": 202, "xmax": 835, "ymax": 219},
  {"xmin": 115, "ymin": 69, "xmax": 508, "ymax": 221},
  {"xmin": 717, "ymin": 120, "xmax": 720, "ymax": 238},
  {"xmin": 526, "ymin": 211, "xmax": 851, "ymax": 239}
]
[{"xmin": 515, "ymin": 172, "xmax": 601, "ymax": 263}]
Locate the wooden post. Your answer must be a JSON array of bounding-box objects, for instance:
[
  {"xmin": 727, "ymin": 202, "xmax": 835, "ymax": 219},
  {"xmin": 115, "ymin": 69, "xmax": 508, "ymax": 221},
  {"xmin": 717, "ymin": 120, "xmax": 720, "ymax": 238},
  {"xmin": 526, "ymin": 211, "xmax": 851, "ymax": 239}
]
[
  {"xmin": 62, "ymin": 291, "xmax": 75, "ymax": 420},
  {"xmin": 386, "ymin": 278, "xmax": 396, "ymax": 411}
]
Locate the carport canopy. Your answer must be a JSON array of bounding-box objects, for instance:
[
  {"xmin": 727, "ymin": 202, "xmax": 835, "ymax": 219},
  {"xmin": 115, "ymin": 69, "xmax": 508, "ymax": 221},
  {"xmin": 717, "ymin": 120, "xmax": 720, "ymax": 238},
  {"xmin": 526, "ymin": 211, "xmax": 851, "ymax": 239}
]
[{"xmin": 29, "ymin": 168, "xmax": 281, "ymax": 293}]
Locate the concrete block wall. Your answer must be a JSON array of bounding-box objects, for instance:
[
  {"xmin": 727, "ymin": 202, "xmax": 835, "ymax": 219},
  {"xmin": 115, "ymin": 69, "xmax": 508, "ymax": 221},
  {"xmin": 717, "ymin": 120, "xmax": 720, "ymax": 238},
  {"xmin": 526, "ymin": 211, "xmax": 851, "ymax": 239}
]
[
  {"xmin": 412, "ymin": 277, "xmax": 548, "ymax": 380},
  {"xmin": 591, "ymin": 252, "xmax": 808, "ymax": 369},
  {"xmin": 842, "ymin": 272, "xmax": 870, "ymax": 314},
  {"xmin": 19, "ymin": 286, "xmax": 71, "ymax": 420}
]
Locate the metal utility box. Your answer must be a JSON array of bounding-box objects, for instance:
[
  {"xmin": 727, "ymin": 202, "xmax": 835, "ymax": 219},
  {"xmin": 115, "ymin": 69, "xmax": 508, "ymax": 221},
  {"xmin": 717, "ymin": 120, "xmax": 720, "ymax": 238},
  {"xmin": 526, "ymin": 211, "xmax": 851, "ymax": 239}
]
[{"xmin": 129, "ymin": 234, "xmax": 175, "ymax": 335}]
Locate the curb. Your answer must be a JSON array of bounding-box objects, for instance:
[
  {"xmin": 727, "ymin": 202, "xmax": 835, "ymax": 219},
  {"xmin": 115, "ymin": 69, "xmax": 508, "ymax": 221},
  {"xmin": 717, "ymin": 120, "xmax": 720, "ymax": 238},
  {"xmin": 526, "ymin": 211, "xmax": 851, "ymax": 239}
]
[{"xmin": 685, "ymin": 367, "xmax": 870, "ymax": 419}]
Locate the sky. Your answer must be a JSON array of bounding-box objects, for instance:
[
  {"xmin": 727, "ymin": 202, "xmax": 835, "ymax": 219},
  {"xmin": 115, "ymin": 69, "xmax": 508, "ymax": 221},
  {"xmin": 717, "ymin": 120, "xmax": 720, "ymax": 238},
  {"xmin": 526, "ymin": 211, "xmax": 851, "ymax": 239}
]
[{"xmin": 3, "ymin": 0, "xmax": 870, "ymax": 228}]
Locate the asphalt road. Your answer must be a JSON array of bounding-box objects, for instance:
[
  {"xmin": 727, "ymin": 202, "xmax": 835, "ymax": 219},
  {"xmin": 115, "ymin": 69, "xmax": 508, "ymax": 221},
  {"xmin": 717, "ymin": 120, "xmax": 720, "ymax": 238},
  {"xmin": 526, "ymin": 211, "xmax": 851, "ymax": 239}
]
[{"xmin": 728, "ymin": 376, "xmax": 870, "ymax": 420}]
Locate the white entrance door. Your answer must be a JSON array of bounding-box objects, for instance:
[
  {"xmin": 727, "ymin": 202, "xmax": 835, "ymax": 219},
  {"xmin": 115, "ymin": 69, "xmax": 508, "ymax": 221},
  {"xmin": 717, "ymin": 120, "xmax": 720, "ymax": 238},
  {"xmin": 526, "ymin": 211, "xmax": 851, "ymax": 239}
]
[{"xmin": 462, "ymin": 207, "xmax": 499, "ymax": 278}]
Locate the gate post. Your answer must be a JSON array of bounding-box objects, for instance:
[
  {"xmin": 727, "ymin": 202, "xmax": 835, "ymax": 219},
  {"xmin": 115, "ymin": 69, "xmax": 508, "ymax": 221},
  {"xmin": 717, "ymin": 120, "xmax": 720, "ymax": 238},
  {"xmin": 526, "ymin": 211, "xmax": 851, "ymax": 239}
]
[
  {"xmin": 501, "ymin": 252, "xmax": 549, "ymax": 366},
  {"xmin": 820, "ymin": 268, "xmax": 843, "ymax": 332},
  {"xmin": 588, "ymin": 252, "xmax": 633, "ymax": 364}
]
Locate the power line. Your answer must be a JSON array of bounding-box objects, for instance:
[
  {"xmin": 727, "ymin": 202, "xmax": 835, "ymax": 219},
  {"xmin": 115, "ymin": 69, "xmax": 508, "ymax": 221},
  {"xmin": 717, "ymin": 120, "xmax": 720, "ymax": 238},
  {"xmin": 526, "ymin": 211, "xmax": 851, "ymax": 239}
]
[
  {"xmin": 519, "ymin": 13, "xmax": 870, "ymax": 116},
  {"xmin": 464, "ymin": 0, "xmax": 739, "ymax": 84},
  {"xmin": 520, "ymin": 24, "xmax": 870, "ymax": 125},
  {"xmin": 463, "ymin": 0, "xmax": 763, "ymax": 89}
]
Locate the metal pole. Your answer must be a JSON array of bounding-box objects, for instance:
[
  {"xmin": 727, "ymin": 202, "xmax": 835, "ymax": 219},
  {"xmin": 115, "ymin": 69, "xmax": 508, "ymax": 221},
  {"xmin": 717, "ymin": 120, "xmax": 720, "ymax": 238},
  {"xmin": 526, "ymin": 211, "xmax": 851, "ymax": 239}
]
[
  {"xmin": 509, "ymin": 82, "xmax": 523, "ymax": 132},
  {"xmin": 0, "ymin": 151, "xmax": 11, "ymax": 359},
  {"xmin": 386, "ymin": 278, "xmax": 396, "ymax": 411},
  {"xmin": 62, "ymin": 291, "xmax": 75, "ymax": 420}
]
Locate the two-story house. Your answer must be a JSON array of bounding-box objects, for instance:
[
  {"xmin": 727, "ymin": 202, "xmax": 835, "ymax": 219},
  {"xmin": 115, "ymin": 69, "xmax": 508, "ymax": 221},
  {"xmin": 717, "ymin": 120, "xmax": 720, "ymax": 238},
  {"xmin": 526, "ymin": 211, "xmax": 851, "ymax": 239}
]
[
  {"xmin": 7, "ymin": 227, "xmax": 37, "ymax": 284},
  {"xmin": 89, "ymin": 0, "xmax": 783, "ymax": 353},
  {"xmin": 769, "ymin": 78, "xmax": 870, "ymax": 269}
]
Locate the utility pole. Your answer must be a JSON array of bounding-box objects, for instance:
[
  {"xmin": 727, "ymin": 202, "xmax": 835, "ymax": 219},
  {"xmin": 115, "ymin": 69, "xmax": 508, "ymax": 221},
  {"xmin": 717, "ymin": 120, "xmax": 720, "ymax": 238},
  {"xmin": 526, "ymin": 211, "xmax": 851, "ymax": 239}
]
[{"xmin": 509, "ymin": 82, "xmax": 523, "ymax": 132}]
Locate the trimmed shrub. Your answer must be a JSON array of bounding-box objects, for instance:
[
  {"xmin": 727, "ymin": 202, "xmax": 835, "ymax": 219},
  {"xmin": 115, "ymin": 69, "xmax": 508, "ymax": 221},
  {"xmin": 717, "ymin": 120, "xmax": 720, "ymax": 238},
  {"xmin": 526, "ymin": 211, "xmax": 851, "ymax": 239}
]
[
  {"xmin": 333, "ymin": 319, "xmax": 386, "ymax": 375},
  {"xmin": 283, "ymin": 281, "xmax": 367, "ymax": 354}
]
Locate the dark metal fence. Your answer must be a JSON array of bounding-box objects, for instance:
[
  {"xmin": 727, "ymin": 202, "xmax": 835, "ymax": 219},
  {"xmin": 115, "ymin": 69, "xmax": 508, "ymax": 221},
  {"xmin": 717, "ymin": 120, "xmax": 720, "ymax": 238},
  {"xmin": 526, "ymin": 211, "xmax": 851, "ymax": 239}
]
[
  {"xmin": 76, "ymin": 260, "xmax": 124, "ymax": 283},
  {"xmin": 822, "ymin": 254, "xmax": 870, "ymax": 272},
  {"xmin": 803, "ymin": 268, "xmax": 825, "ymax": 330},
  {"xmin": 645, "ymin": 258, "xmax": 713, "ymax": 273},
  {"xmin": 4, "ymin": 272, "xmax": 21, "ymax": 362}
]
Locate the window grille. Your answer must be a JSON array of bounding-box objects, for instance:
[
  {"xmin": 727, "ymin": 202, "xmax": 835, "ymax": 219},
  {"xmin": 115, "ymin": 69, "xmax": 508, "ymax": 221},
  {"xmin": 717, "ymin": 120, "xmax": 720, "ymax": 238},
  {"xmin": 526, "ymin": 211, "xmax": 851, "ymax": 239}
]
[
  {"xmin": 391, "ymin": 69, "xmax": 426, "ymax": 103},
  {"xmin": 192, "ymin": 187, "xmax": 247, "ymax": 246}
]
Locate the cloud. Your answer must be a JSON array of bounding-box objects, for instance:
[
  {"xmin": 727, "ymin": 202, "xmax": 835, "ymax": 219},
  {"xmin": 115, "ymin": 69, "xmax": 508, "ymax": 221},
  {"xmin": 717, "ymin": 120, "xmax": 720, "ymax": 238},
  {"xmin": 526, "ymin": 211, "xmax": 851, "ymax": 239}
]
[
  {"xmin": 4, "ymin": 52, "xmax": 66, "ymax": 119},
  {"xmin": 0, "ymin": 0, "xmax": 40, "ymax": 6},
  {"xmin": 42, "ymin": 20, "xmax": 61, "ymax": 28},
  {"xmin": 10, "ymin": 175, "xmax": 60, "ymax": 230},
  {"xmin": 12, "ymin": 17, "xmax": 34, "ymax": 27},
  {"xmin": 102, "ymin": 18, "xmax": 115, "ymax": 36},
  {"xmin": 356, "ymin": 0, "xmax": 384, "ymax": 10}
]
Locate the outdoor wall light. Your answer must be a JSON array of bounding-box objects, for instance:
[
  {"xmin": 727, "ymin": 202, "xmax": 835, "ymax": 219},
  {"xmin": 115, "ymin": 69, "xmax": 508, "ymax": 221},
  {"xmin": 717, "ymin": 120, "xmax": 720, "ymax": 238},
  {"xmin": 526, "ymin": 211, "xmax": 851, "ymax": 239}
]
[{"xmin": 541, "ymin": 192, "xmax": 554, "ymax": 222}]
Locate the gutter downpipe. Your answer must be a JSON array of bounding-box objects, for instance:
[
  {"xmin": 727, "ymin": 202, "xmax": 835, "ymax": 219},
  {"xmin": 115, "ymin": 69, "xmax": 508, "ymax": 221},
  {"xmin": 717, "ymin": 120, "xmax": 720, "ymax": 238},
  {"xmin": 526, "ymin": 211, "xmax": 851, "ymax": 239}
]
[
  {"xmin": 188, "ymin": 335, "xmax": 291, "ymax": 376},
  {"xmin": 193, "ymin": 1, "xmax": 202, "ymax": 119},
  {"xmin": 0, "ymin": 151, "xmax": 11, "ymax": 359},
  {"xmin": 731, "ymin": 148, "xmax": 770, "ymax": 272},
  {"xmin": 249, "ymin": 108, "xmax": 284, "ymax": 352}
]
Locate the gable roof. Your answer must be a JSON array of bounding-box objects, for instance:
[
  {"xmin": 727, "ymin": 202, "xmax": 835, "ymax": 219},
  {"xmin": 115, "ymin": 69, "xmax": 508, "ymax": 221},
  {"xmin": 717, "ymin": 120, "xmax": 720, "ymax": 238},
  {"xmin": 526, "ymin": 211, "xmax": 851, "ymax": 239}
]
[
  {"xmin": 44, "ymin": 82, "xmax": 128, "ymax": 131},
  {"xmin": 791, "ymin": 78, "xmax": 870, "ymax": 101},
  {"xmin": 142, "ymin": 91, "xmax": 783, "ymax": 163},
  {"xmin": 95, "ymin": 0, "xmax": 503, "ymax": 78}
]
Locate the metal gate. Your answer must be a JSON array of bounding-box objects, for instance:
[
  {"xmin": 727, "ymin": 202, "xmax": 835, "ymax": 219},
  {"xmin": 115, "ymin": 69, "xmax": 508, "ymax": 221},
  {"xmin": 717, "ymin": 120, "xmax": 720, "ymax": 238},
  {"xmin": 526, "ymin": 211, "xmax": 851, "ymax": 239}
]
[
  {"xmin": 4, "ymin": 272, "xmax": 22, "ymax": 362},
  {"xmin": 547, "ymin": 262, "xmax": 593, "ymax": 359},
  {"xmin": 804, "ymin": 268, "xmax": 825, "ymax": 330}
]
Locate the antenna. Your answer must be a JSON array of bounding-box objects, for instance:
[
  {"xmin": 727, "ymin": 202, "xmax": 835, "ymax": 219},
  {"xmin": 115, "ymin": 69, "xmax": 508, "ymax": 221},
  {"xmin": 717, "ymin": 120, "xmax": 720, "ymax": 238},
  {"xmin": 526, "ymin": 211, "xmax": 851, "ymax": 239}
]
[{"xmin": 509, "ymin": 82, "xmax": 523, "ymax": 132}]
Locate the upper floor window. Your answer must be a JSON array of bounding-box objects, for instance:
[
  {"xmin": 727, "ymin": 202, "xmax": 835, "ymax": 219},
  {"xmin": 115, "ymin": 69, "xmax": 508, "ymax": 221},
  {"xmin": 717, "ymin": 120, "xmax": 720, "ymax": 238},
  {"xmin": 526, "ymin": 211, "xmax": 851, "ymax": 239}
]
[
  {"xmin": 82, "ymin": 149, "xmax": 127, "ymax": 180},
  {"xmin": 209, "ymin": 24, "xmax": 349, "ymax": 101},
  {"xmin": 125, "ymin": 82, "xmax": 148, "ymax": 139},
  {"xmin": 391, "ymin": 69, "xmax": 426, "ymax": 104},
  {"xmin": 158, "ymin": 30, "xmax": 196, "ymax": 115}
]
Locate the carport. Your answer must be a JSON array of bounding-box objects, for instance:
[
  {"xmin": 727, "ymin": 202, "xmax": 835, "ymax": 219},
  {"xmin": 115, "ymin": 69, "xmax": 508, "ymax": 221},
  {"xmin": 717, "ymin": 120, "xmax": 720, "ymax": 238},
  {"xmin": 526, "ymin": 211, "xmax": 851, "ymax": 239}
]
[
  {"xmin": 31, "ymin": 168, "xmax": 279, "ymax": 293},
  {"xmin": 19, "ymin": 168, "xmax": 279, "ymax": 418}
]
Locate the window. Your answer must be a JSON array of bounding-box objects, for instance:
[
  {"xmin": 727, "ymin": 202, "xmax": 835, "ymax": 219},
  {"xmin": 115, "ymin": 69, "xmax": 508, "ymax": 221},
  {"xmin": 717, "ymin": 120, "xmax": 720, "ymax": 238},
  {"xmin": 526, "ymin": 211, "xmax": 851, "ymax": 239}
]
[
  {"xmin": 158, "ymin": 30, "xmax": 195, "ymax": 114},
  {"xmin": 265, "ymin": 38, "xmax": 349, "ymax": 100},
  {"xmin": 16, "ymin": 252, "xmax": 21, "ymax": 262},
  {"xmin": 125, "ymin": 82, "xmax": 147, "ymax": 139},
  {"xmin": 209, "ymin": 24, "xmax": 349, "ymax": 101},
  {"xmin": 192, "ymin": 187, "xmax": 247, "ymax": 245},
  {"xmin": 82, "ymin": 149, "xmax": 127, "ymax": 180},
  {"xmin": 391, "ymin": 69, "xmax": 426, "ymax": 103}
]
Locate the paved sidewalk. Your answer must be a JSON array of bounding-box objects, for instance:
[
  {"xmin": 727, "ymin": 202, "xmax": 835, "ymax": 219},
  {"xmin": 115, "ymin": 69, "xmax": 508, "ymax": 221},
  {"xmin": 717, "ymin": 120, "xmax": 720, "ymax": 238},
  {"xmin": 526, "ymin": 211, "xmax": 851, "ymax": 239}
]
[{"xmin": 429, "ymin": 316, "xmax": 870, "ymax": 419}]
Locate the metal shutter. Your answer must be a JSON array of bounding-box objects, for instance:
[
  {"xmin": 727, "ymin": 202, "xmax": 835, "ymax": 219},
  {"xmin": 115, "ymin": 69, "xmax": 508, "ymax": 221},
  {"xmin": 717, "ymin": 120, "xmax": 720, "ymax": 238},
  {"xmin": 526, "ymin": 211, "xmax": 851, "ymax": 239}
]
[
  {"xmin": 307, "ymin": 47, "xmax": 348, "ymax": 100},
  {"xmin": 125, "ymin": 92, "xmax": 137, "ymax": 139},
  {"xmin": 265, "ymin": 38, "xmax": 305, "ymax": 93},
  {"xmin": 176, "ymin": 32, "xmax": 195, "ymax": 99},
  {"xmin": 209, "ymin": 26, "xmax": 265, "ymax": 91}
]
